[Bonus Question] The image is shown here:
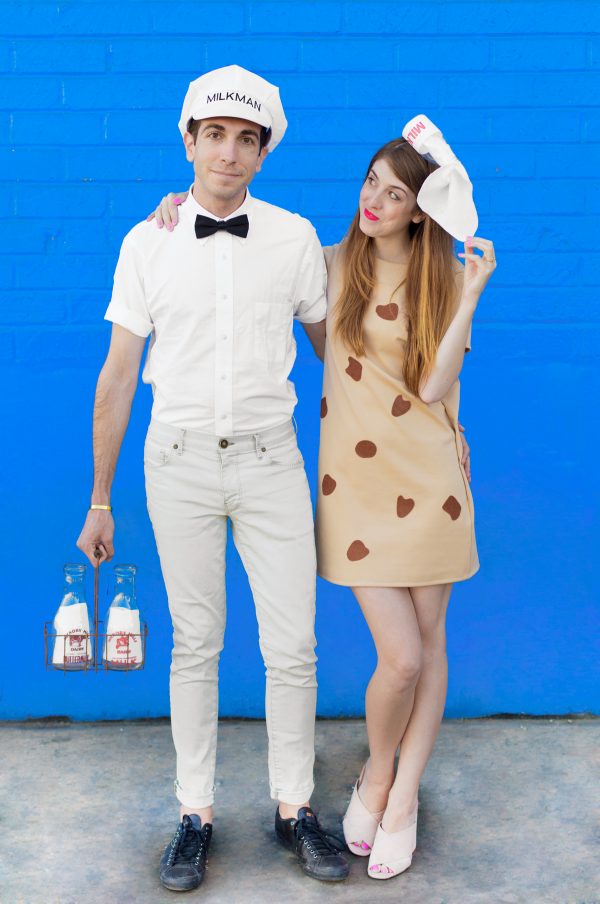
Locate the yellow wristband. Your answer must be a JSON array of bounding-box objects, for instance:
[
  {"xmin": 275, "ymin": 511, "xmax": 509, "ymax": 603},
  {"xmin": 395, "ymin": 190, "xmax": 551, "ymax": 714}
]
[{"xmin": 90, "ymin": 504, "xmax": 112, "ymax": 512}]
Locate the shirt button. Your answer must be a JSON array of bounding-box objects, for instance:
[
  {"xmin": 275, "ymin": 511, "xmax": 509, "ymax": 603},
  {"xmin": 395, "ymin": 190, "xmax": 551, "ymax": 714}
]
[
  {"xmin": 221, "ymin": 374, "xmax": 226, "ymax": 381},
  {"xmin": 222, "ymin": 293, "xmax": 227, "ymax": 300},
  {"xmin": 219, "ymin": 439, "xmax": 229, "ymax": 449},
  {"xmin": 221, "ymin": 333, "xmax": 228, "ymax": 340}
]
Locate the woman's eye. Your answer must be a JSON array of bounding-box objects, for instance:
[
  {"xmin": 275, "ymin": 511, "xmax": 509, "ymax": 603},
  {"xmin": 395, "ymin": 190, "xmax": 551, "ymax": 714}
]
[
  {"xmin": 390, "ymin": 192, "xmax": 400, "ymax": 201},
  {"xmin": 367, "ymin": 176, "xmax": 375, "ymax": 185}
]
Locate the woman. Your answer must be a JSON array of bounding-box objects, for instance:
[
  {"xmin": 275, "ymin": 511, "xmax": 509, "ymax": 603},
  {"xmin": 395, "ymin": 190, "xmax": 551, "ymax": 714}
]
[
  {"xmin": 149, "ymin": 119, "xmax": 495, "ymax": 880},
  {"xmin": 315, "ymin": 129, "xmax": 495, "ymax": 880}
]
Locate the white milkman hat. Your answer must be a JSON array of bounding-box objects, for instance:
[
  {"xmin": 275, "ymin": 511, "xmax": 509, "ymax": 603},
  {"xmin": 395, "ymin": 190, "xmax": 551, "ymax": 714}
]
[
  {"xmin": 178, "ymin": 64, "xmax": 288, "ymax": 152},
  {"xmin": 402, "ymin": 114, "xmax": 478, "ymax": 242}
]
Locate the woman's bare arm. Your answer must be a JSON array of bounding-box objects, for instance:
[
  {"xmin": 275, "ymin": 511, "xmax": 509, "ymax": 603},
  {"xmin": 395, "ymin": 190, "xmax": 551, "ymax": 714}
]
[{"xmin": 419, "ymin": 236, "xmax": 496, "ymax": 403}]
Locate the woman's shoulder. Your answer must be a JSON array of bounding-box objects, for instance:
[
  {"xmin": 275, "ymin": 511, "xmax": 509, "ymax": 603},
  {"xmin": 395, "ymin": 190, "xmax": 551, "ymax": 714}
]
[{"xmin": 322, "ymin": 241, "xmax": 345, "ymax": 273}]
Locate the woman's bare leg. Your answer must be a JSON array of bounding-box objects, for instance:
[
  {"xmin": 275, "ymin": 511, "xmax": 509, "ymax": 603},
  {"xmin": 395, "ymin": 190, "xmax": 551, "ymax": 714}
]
[
  {"xmin": 382, "ymin": 582, "xmax": 452, "ymax": 832},
  {"xmin": 351, "ymin": 586, "xmax": 423, "ymax": 814}
]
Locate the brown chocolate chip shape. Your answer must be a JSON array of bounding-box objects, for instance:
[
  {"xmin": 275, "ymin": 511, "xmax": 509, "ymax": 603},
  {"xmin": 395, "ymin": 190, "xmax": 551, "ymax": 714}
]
[
  {"xmin": 355, "ymin": 441, "xmax": 377, "ymax": 458},
  {"xmin": 322, "ymin": 474, "xmax": 336, "ymax": 496},
  {"xmin": 376, "ymin": 302, "xmax": 399, "ymax": 321},
  {"xmin": 392, "ymin": 394, "xmax": 411, "ymax": 417},
  {"xmin": 442, "ymin": 495, "xmax": 462, "ymax": 521},
  {"xmin": 345, "ymin": 356, "xmax": 362, "ymax": 381},
  {"xmin": 320, "ymin": 397, "xmax": 327, "ymax": 418},
  {"xmin": 396, "ymin": 495, "xmax": 415, "ymax": 518},
  {"xmin": 347, "ymin": 540, "xmax": 370, "ymax": 561}
]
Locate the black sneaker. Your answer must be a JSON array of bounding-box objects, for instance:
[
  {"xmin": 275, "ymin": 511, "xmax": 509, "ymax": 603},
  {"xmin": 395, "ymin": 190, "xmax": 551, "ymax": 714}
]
[
  {"xmin": 159, "ymin": 814, "xmax": 212, "ymax": 892},
  {"xmin": 275, "ymin": 806, "xmax": 349, "ymax": 882}
]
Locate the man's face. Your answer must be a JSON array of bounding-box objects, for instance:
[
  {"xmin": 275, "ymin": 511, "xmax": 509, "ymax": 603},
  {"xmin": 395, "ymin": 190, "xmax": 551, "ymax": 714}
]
[{"xmin": 183, "ymin": 117, "xmax": 269, "ymax": 203}]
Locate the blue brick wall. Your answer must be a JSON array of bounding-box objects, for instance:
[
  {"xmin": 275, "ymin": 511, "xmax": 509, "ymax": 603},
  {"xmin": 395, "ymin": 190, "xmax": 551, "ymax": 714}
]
[{"xmin": 1, "ymin": 0, "xmax": 598, "ymax": 720}]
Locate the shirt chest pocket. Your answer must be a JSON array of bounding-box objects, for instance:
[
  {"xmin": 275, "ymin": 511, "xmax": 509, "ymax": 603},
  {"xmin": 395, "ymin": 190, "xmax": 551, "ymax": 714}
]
[{"xmin": 253, "ymin": 302, "xmax": 292, "ymax": 365}]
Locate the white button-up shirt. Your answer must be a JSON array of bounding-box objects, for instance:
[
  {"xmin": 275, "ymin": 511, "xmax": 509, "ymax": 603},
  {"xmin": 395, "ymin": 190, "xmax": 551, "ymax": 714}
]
[{"xmin": 104, "ymin": 188, "xmax": 327, "ymax": 434}]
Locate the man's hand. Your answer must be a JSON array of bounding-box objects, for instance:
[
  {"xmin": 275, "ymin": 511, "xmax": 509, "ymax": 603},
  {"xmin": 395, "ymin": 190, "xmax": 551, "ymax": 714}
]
[
  {"xmin": 76, "ymin": 509, "xmax": 115, "ymax": 568},
  {"xmin": 458, "ymin": 423, "xmax": 471, "ymax": 483}
]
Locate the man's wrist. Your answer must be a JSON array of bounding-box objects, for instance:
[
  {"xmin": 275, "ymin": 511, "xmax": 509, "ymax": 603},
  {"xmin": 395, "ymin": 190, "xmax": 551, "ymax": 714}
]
[{"xmin": 91, "ymin": 490, "xmax": 111, "ymax": 506}]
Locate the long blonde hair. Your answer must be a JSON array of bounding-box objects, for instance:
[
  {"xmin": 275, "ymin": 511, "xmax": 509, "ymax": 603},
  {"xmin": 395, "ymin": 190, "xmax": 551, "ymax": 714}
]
[{"xmin": 334, "ymin": 139, "xmax": 459, "ymax": 396}]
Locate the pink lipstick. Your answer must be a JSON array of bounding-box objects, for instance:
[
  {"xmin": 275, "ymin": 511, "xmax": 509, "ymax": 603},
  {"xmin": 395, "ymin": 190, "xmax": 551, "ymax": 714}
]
[{"xmin": 364, "ymin": 208, "xmax": 379, "ymax": 221}]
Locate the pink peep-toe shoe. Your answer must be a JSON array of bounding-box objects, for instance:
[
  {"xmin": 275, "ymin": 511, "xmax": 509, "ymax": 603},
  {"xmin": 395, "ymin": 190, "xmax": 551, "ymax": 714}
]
[
  {"xmin": 342, "ymin": 764, "xmax": 386, "ymax": 857},
  {"xmin": 367, "ymin": 800, "xmax": 419, "ymax": 879}
]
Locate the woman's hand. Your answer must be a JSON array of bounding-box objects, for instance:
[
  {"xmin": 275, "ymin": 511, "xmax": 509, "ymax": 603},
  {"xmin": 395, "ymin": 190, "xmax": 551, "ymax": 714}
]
[
  {"xmin": 458, "ymin": 422, "xmax": 471, "ymax": 482},
  {"xmin": 146, "ymin": 191, "xmax": 189, "ymax": 230},
  {"xmin": 458, "ymin": 235, "xmax": 496, "ymax": 304}
]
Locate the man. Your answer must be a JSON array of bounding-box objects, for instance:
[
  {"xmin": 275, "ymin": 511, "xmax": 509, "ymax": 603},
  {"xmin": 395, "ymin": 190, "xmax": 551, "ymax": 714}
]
[{"xmin": 76, "ymin": 65, "xmax": 348, "ymax": 891}]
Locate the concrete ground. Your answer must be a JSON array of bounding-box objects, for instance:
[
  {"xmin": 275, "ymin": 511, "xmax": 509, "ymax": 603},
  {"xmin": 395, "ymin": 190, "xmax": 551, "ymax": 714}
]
[{"xmin": 0, "ymin": 717, "xmax": 598, "ymax": 904}]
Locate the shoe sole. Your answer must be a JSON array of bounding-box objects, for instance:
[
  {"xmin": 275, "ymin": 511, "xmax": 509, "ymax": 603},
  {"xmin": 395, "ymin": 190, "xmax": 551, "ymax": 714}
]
[
  {"xmin": 159, "ymin": 873, "xmax": 205, "ymax": 892},
  {"xmin": 275, "ymin": 830, "xmax": 349, "ymax": 882},
  {"xmin": 301, "ymin": 865, "xmax": 349, "ymax": 882}
]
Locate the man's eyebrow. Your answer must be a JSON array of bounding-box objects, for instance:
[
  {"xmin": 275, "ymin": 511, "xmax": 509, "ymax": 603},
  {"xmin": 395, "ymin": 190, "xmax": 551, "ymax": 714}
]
[{"xmin": 201, "ymin": 122, "xmax": 260, "ymax": 139}]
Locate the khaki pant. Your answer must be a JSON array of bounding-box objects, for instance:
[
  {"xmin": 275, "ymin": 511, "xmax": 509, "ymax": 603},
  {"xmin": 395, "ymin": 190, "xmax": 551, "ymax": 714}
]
[{"xmin": 144, "ymin": 417, "xmax": 317, "ymax": 808}]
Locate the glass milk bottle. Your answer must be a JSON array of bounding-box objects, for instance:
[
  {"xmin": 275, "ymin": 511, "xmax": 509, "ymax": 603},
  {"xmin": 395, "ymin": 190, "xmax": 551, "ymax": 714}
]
[
  {"xmin": 52, "ymin": 563, "xmax": 92, "ymax": 670},
  {"xmin": 103, "ymin": 564, "xmax": 144, "ymax": 670}
]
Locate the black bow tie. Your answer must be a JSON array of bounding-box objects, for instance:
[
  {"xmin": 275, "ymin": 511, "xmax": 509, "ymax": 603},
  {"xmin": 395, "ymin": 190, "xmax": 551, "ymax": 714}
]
[{"xmin": 195, "ymin": 213, "xmax": 249, "ymax": 239}]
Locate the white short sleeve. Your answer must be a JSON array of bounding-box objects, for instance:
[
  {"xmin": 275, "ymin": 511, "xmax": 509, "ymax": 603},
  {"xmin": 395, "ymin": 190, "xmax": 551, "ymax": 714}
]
[
  {"xmin": 293, "ymin": 226, "xmax": 327, "ymax": 324},
  {"xmin": 104, "ymin": 229, "xmax": 154, "ymax": 338}
]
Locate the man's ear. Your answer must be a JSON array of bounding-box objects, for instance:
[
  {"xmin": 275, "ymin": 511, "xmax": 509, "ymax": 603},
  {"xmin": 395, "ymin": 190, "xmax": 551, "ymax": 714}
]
[
  {"xmin": 183, "ymin": 131, "xmax": 196, "ymax": 163},
  {"xmin": 254, "ymin": 145, "xmax": 269, "ymax": 174}
]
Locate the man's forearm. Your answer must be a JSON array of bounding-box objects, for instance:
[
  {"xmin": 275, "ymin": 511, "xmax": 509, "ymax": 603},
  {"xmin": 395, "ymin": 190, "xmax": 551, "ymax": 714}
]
[{"xmin": 91, "ymin": 365, "xmax": 137, "ymax": 504}]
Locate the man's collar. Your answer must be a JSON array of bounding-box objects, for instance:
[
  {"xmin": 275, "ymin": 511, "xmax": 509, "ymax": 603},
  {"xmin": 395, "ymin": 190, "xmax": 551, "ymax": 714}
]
[{"xmin": 180, "ymin": 185, "xmax": 253, "ymax": 244}]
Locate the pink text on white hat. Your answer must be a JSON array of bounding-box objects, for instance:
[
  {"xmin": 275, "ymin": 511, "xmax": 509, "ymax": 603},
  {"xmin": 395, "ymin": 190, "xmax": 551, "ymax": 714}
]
[{"xmin": 405, "ymin": 120, "xmax": 428, "ymax": 146}]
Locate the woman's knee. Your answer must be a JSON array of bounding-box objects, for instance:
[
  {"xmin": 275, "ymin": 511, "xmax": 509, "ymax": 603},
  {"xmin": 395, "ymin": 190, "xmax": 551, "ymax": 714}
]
[{"xmin": 378, "ymin": 648, "xmax": 423, "ymax": 691}]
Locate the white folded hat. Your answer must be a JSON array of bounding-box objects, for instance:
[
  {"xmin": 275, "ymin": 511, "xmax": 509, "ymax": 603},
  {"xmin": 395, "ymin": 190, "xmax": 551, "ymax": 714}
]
[
  {"xmin": 402, "ymin": 114, "xmax": 478, "ymax": 242},
  {"xmin": 178, "ymin": 64, "xmax": 288, "ymax": 152}
]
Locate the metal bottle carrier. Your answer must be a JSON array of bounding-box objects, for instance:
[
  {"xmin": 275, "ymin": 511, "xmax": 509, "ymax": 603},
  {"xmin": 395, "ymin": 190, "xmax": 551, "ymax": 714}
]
[{"xmin": 44, "ymin": 549, "xmax": 148, "ymax": 673}]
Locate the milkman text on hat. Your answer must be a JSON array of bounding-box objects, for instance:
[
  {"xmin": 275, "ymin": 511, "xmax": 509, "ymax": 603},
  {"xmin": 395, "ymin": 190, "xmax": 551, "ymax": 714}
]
[{"xmin": 178, "ymin": 64, "xmax": 288, "ymax": 152}]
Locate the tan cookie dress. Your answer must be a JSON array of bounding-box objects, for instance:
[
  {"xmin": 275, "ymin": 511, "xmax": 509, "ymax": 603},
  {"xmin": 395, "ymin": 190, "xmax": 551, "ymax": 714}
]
[{"xmin": 315, "ymin": 243, "xmax": 479, "ymax": 587}]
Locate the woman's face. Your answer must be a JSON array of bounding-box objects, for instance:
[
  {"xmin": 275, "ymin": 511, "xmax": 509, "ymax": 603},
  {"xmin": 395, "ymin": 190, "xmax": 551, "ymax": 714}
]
[{"xmin": 358, "ymin": 157, "xmax": 425, "ymax": 238}]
